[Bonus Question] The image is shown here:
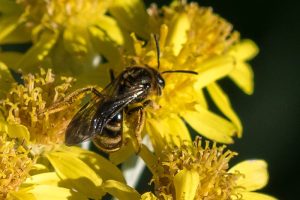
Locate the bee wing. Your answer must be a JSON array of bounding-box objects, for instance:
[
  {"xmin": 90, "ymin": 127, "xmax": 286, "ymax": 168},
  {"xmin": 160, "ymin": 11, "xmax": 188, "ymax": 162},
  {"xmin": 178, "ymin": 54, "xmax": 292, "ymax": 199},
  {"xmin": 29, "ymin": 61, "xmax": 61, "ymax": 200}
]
[
  {"xmin": 91, "ymin": 86, "xmax": 146, "ymax": 134},
  {"xmin": 65, "ymin": 96, "xmax": 104, "ymax": 145},
  {"xmin": 65, "ymin": 83, "xmax": 146, "ymax": 145}
]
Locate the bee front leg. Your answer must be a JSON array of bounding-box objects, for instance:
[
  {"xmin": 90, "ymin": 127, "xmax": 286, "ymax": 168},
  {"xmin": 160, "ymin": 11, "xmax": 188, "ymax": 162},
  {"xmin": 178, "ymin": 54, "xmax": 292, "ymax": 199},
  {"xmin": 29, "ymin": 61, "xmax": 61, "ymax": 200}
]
[{"xmin": 41, "ymin": 86, "xmax": 103, "ymax": 115}]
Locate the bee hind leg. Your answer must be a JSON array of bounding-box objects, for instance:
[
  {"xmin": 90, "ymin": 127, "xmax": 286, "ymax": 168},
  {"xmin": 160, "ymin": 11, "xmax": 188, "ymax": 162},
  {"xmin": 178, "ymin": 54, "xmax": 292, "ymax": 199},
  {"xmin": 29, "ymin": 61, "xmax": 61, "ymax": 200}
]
[{"xmin": 127, "ymin": 107, "xmax": 146, "ymax": 154}]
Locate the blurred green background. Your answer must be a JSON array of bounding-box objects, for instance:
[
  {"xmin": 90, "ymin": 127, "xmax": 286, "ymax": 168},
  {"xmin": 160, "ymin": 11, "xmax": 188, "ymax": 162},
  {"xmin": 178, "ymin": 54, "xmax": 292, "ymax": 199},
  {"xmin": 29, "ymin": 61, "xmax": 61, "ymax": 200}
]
[{"xmin": 141, "ymin": 0, "xmax": 300, "ymax": 199}]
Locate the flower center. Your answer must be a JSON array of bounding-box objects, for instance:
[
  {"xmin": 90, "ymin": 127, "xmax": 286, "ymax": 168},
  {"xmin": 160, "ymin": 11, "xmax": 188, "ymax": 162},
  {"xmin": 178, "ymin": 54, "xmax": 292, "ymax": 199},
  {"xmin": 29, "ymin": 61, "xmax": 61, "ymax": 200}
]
[{"xmin": 153, "ymin": 137, "xmax": 242, "ymax": 199}]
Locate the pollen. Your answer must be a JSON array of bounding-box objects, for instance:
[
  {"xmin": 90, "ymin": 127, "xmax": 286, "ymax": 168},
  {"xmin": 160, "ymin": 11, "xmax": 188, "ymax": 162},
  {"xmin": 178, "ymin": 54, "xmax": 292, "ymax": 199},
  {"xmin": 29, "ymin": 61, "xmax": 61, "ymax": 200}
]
[
  {"xmin": 152, "ymin": 137, "xmax": 242, "ymax": 200},
  {"xmin": 0, "ymin": 69, "xmax": 76, "ymax": 145},
  {"xmin": 0, "ymin": 133, "xmax": 33, "ymax": 199}
]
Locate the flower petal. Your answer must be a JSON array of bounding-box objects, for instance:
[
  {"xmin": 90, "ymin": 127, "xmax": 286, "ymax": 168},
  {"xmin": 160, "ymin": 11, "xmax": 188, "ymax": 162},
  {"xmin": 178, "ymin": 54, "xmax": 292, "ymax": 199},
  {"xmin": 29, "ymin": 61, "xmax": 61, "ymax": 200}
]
[
  {"xmin": 26, "ymin": 185, "xmax": 87, "ymax": 200},
  {"xmin": 139, "ymin": 144, "xmax": 157, "ymax": 175},
  {"xmin": 46, "ymin": 151, "xmax": 103, "ymax": 199},
  {"xmin": 146, "ymin": 119, "xmax": 166, "ymax": 154},
  {"xmin": 194, "ymin": 55, "xmax": 235, "ymax": 90},
  {"xmin": 174, "ymin": 169, "xmax": 199, "ymax": 200},
  {"xmin": 102, "ymin": 180, "xmax": 140, "ymax": 200},
  {"xmin": 182, "ymin": 107, "xmax": 236, "ymax": 143},
  {"xmin": 94, "ymin": 16, "xmax": 124, "ymax": 45},
  {"xmin": 239, "ymin": 191, "xmax": 278, "ymax": 200},
  {"xmin": 16, "ymin": 29, "xmax": 59, "ymax": 72},
  {"xmin": 109, "ymin": 141, "xmax": 135, "ymax": 165},
  {"xmin": 207, "ymin": 83, "xmax": 242, "ymax": 137},
  {"xmin": 0, "ymin": 14, "xmax": 20, "ymax": 43},
  {"xmin": 59, "ymin": 146, "xmax": 125, "ymax": 183},
  {"xmin": 7, "ymin": 123, "xmax": 30, "ymax": 143},
  {"xmin": 229, "ymin": 62, "xmax": 254, "ymax": 95},
  {"xmin": 24, "ymin": 172, "xmax": 60, "ymax": 186},
  {"xmin": 166, "ymin": 12, "xmax": 190, "ymax": 55},
  {"xmin": 109, "ymin": 0, "xmax": 149, "ymax": 39},
  {"xmin": 63, "ymin": 26, "xmax": 89, "ymax": 55},
  {"xmin": 0, "ymin": 62, "xmax": 14, "ymax": 98},
  {"xmin": 229, "ymin": 160, "xmax": 269, "ymax": 191},
  {"xmin": 228, "ymin": 39, "xmax": 259, "ymax": 61},
  {"xmin": 88, "ymin": 26, "xmax": 122, "ymax": 67}
]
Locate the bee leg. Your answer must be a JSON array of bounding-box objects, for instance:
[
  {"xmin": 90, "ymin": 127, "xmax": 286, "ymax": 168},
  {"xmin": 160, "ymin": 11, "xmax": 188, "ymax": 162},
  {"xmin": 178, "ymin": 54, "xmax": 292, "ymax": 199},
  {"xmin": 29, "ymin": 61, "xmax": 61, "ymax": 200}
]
[
  {"xmin": 41, "ymin": 86, "xmax": 103, "ymax": 115},
  {"xmin": 127, "ymin": 107, "xmax": 146, "ymax": 153}
]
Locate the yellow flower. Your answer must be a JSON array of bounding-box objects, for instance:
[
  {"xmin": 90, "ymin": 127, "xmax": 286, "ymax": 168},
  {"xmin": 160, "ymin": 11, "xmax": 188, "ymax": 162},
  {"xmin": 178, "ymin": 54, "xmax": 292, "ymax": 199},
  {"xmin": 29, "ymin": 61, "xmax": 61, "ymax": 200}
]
[
  {"xmin": 5, "ymin": 145, "xmax": 128, "ymax": 199},
  {"xmin": 0, "ymin": 129, "xmax": 33, "ymax": 199},
  {"xmin": 0, "ymin": 68, "xmax": 76, "ymax": 147},
  {"xmin": 106, "ymin": 1, "xmax": 259, "ymax": 149},
  {"xmin": 0, "ymin": 0, "xmax": 125, "ymax": 87},
  {"xmin": 139, "ymin": 137, "xmax": 277, "ymax": 200}
]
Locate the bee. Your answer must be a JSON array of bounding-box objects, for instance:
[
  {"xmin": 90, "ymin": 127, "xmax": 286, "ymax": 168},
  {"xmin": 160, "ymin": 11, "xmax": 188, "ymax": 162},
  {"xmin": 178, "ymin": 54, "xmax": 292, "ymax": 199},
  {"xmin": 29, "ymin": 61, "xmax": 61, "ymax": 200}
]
[{"xmin": 48, "ymin": 35, "xmax": 197, "ymax": 153}]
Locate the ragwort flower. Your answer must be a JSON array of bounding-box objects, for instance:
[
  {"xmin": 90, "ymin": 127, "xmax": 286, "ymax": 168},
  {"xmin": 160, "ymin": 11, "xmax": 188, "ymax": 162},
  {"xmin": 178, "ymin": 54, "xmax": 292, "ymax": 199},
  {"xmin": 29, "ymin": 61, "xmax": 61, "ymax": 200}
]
[
  {"xmin": 139, "ymin": 137, "xmax": 277, "ymax": 200},
  {"xmin": 107, "ymin": 1, "xmax": 258, "ymax": 148},
  {"xmin": 0, "ymin": 65, "xmax": 131, "ymax": 199},
  {"xmin": 0, "ymin": 125, "xmax": 32, "ymax": 199},
  {"xmin": 0, "ymin": 0, "xmax": 125, "ymax": 87},
  {"xmin": 0, "ymin": 68, "xmax": 76, "ymax": 147}
]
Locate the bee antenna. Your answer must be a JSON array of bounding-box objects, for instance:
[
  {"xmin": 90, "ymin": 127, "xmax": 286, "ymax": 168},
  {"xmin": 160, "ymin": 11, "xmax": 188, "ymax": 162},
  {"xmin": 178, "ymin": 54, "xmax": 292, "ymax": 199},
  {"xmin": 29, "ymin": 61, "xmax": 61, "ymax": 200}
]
[
  {"xmin": 161, "ymin": 70, "xmax": 198, "ymax": 75},
  {"xmin": 154, "ymin": 34, "xmax": 160, "ymax": 70}
]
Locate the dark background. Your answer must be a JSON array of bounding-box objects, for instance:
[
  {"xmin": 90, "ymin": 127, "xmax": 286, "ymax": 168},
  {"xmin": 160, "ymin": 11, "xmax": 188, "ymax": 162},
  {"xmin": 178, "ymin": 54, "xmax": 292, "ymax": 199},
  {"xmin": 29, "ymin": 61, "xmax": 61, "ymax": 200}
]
[{"xmin": 143, "ymin": 0, "xmax": 300, "ymax": 199}]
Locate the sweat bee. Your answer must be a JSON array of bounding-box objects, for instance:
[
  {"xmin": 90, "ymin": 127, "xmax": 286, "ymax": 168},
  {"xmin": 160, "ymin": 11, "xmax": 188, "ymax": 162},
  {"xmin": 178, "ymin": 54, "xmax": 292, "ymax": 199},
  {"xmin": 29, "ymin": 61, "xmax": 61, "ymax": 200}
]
[{"xmin": 48, "ymin": 35, "xmax": 197, "ymax": 153}]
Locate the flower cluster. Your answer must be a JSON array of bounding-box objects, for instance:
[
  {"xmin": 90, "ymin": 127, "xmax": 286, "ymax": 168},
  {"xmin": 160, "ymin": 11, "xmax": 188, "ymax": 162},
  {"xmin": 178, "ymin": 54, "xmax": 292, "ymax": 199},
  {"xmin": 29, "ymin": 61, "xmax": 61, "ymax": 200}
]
[
  {"xmin": 0, "ymin": 68, "xmax": 76, "ymax": 146},
  {"xmin": 0, "ymin": 0, "xmax": 276, "ymax": 200}
]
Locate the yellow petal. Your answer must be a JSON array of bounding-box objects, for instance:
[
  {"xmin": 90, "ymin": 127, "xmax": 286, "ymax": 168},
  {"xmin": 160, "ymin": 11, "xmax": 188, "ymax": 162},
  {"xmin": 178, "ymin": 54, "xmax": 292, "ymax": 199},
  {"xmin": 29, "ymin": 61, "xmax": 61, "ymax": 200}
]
[
  {"xmin": 109, "ymin": 0, "xmax": 149, "ymax": 39},
  {"xmin": 7, "ymin": 123, "xmax": 30, "ymax": 143},
  {"xmin": 95, "ymin": 16, "xmax": 124, "ymax": 45},
  {"xmin": 7, "ymin": 190, "xmax": 35, "ymax": 200},
  {"xmin": 63, "ymin": 26, "xmax": 88, "ymax": 55},
  {"xmin": 102, "ymin": 180, "xmax": 140, "ymax": 200},
  {"xmin": 24, "ymin": 172, "xmax": 60, "ymax": 186},
  {"xmin": 29, "ymin": 163, "xmax": 49, "ymax": 176},
  {"xmin": 228, "ymin": 39, "xmax": 259, "ymax": 61},
  {"xmin": 207, "ymin": 83, "xmax": 242, "ymax": 137},
  {"xmin": 60, "ymin": 146, "xmax": 125, "ymax": 183},
  {"xmin": 194, "ymin": 56, "xmax": 235, "ymax": 90},
  {"xmin": 229, "ymin": 160, "xmax": 269, "ymax": 191},
  {"xmin": 16, "ymin": 29, "xmax": 59, "ymax": 72},
  {"xmin": 139, "ymin": 144, "xmax": 157, "ymax": 175},
  {"xmin": 26, "ymin": 185, "xmax": 87, "ymax": 200},
  {"xmin": 0, "ymin": 14, "xmax": 20, "ymax": 43},
  {"xmin": 88, "ymin": 26, "xmax": 122, "ymax": 67},
  {"xmin": 174, "ymin": 169, "xmax": 199, "ymax": 200},
  {"xmin": 182, "ymin": 107, "xmax": 236, "ymax": 143},
  {"xmin": 109, "ymin": 141, "xmax": 136, "ymax": 165},
  {"xmin": 239, "ymin": 191, "xmax": 278, "ymax": 200},
  {"xmin": 0, "ymin": 61, "xmax": 14, "ymax": 98},
  {"xmin": 166, "ymin": 12, "xmax": 191, "ymax": 55},
  {"xmin": 146, "ymin": 119, "xmax": 166, "ymax": 154},
  {"xmin": 46, "ymin": 151, "xmax": 103, "ymax": 199},
  {"xmin": 229, "ymin": 62, "xmax": 254, "ymax": 95},
  {"xmin": 0, "ymin": 24, "xmax": 31, "ymax": 44},
  {"xmin": 154, "ymin": 115, "xmax": 191, "ymax": 147}
]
